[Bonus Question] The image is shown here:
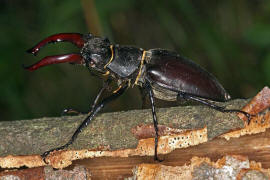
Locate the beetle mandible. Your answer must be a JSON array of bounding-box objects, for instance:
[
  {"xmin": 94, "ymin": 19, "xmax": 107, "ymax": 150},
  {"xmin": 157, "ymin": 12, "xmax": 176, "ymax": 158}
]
[{"xmin": 24, "ymin": 33, "xmax": 252, "ymax": 162}]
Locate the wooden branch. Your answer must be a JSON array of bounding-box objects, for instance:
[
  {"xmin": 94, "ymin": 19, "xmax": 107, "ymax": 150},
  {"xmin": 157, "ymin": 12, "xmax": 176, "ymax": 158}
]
[
  {"xmin": 0, "ymin": 100, "xmax": 247, "ymax": 157},
  {"xmin": 0, "ymin": 87, "xmax": 269, "ymax": 179}
]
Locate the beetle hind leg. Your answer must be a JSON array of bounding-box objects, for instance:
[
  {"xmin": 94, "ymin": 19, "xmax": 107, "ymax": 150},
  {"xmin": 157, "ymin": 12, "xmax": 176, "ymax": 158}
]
[{"xmin": 177, "ymin": 92, "xmax": 253, "ymax": 124}]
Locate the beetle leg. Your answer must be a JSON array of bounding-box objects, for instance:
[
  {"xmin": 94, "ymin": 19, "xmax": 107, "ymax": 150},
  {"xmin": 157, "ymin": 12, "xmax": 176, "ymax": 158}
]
[
  {"xmin": 61, "ymin": 87, "xmax": 103, "ymax": 115},
  {"xmin": 41, "ymin": 83, "xmax": 127, "ymax": 163},
  {"xmin": 27, "ymin": 33, "xmax": 84, "ymax": 56},
  {"xmin": 178, "ymin": 92, "xmax": 253, "ymax": 124},
  {"xmin": 23, "ymin": 53, "xmax": 83, "ymax": 71},
  {"xmin": 87, "ymin": 80, "xmax": 112, "ymax": 114},
  {"xmin": 139, "ymin": 86, "xmax": 148, "ymax": 109},
  {"xmin": 62, "ymin": 79, "xmax": 112, "ymax": 116},
  {"xmin": 62, "ymin": 108, "xmax": 83, "ymax": 116},
  {"xmin": 145, "ymin": 82, "xmax": 163, "ymax": 162}
]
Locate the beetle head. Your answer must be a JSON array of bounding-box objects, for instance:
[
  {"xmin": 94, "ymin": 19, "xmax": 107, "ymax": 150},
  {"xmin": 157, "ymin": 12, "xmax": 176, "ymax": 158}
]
[
  {"xmin": 81, "ymin": 34, "xmax": 111, "ymax": 73},
  {"xmin": 24, "ymin": 33, "xmax": 111, "ymax": 73}
]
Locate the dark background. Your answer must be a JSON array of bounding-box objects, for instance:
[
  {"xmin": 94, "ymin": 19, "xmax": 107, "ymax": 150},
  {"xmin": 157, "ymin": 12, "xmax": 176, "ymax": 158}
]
[{"xmin": 1, "ymin": 0, "xmax": 269, "ymax": 121}]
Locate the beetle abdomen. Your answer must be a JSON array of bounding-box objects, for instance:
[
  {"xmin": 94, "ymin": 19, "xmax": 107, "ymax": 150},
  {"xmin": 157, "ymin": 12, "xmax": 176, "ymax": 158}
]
[{"xmin": 146, "ymin": 49, "xmax": 230, "ymax": 102}]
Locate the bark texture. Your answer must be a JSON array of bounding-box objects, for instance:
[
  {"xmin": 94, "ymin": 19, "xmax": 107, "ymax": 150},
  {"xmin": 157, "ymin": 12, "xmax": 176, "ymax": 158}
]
[{"xmin": 0, "ymin": 99, "xmax": 247, "ymax": 157}]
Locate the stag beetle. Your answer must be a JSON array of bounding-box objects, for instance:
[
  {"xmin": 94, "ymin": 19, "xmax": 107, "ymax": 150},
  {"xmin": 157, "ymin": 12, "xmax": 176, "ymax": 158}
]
[{"xmin": 24, "ymin": 33, "xmax": 252, "ymax": 162}]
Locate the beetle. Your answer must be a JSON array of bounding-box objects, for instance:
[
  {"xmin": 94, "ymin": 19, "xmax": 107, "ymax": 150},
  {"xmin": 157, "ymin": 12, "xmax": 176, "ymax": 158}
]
[{"xmin": 24, "ymin": 33, "xmax": 252, "ymax": 162}]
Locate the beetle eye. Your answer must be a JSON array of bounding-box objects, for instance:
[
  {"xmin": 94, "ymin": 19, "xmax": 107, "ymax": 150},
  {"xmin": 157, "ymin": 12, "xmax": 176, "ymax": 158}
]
[
  {"xmin": 89, "ymin": 54, "xmax": 102, "ymax": 68},
  {"xmin": 91, "ymin": 54, "xmax": 101, "ymax": 62},
  {"xmin": 89, "ymin": 60, "xmax": 96, "ymax": 67}
]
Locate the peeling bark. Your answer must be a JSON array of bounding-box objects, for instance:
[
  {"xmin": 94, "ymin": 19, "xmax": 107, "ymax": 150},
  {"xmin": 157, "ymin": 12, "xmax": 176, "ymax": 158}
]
[{"xmin": 128, "ymin": 156, "xmax": 270, "ymax": 180}]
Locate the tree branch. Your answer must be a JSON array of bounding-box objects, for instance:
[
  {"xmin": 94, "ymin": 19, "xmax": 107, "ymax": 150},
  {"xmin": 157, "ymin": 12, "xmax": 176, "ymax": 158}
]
[
  {"xmin": 0, "ymin": 99, "xmax": 247, "ymax": 157},
  {"xmin": 1, "ymin": 87, "xmax": 270, "ymax": 179}
]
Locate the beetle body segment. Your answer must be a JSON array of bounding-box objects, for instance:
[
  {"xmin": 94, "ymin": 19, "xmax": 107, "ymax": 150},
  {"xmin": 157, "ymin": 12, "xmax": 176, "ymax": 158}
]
[
  {"xmin": 107, "ymin": 45, "xmax": 143, "ymax": 79},
  {"xmin": 81, "ymin": 34, "xmax": 144, "ymax": 82},
  {"xmin": 81, "ymin": 34, "xmax": 112, "ymax": 73},
  {"xmin": 144, "ymin": 49, "xmax": 231, "ymax": 102}
]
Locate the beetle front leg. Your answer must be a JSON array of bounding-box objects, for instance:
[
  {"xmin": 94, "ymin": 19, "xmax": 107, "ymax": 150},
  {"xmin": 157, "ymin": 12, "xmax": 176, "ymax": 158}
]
[
  {"xmin": 62, "ymin": 79, "xmax": 112, "ymax": 116},
  {"xmin": 145, "ymin": 82, "xmax": 163, "ymax": 162},
  {"xmin": 42, "ymin": 83, "xmax": 127, "ymax": 163}
]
